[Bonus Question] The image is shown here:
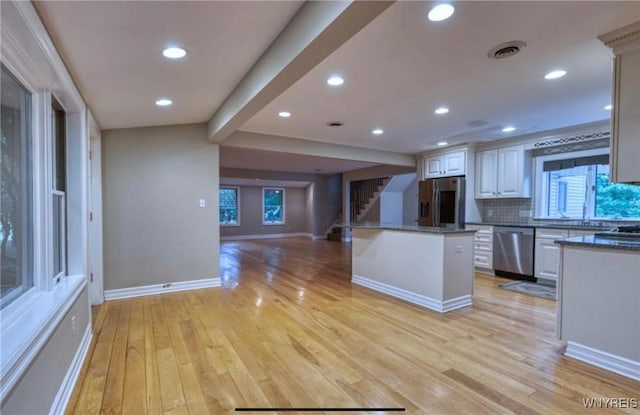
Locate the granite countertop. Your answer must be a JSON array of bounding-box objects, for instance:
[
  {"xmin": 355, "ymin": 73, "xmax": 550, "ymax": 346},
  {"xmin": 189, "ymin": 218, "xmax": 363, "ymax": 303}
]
[
  {"xmin": 351, "ymin": 223, "xmax": 476, "ymax": 234},
  {"xmin": 466, "ymin": 221, "xmax": 616, "ymax": 231},
  {"xmin": 555, "ymin": 235, "xmax": 640, "ymax": 251}
]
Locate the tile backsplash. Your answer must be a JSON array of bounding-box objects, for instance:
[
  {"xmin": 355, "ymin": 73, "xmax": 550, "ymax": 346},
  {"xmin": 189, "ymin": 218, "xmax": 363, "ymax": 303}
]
[
  {"xmin": 480, "ymin": 198, "xmax": 639, "ymax": 226},
  {"xmin": 481, "ymin": 198, "xmax": 534, "ymax": 223}
]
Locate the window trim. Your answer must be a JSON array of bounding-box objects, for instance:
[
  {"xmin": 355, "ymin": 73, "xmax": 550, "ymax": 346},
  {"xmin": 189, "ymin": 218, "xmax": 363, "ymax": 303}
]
[
  {"xmin": 219, "ymin": 186, "xmax": 240, "ymax": 227},
  {"xmin": 262, "ymin": 187, "xmax": 286, "ymax": 225},
  {"xmin": 0, "ymin": 1, "xmax": 90, "ymax": 400},
  {"xmin": 533, "ymin": 147, "xmax": 640, "ymax": 221}
]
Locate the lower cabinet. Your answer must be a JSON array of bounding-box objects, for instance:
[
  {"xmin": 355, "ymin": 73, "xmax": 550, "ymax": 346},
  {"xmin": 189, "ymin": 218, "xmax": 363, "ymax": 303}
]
[
  {"xmin": 534, "ymin": 228, "xmax": 594, "ymax": 282},
  {"xmin": 466, "ymin": 225, "xmax": 493, "ymax": 273}
]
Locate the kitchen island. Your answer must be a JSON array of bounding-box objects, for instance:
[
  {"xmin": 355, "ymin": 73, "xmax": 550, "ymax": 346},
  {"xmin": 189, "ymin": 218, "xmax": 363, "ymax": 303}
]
[
  {"xmin": 556, "ymin": 235, "xmax": 640, "ymax": 381},
  {"xmin": 351, "ymin": 224, "xmax": 476, "ymax": 313}
]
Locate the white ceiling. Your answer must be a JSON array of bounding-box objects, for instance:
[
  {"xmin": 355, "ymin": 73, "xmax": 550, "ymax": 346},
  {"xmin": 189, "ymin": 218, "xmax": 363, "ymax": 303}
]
[
  {"xmin": 241, "ymin": 1, "xmax": 640, "ymax": 153},
  {"xmin": 219, "ymin": 146, "xmax": 378, "ymax": 174},
  {"xmin": 34, "ymin": 0, "xmax": 303, "ymax": 129},
  {"xmin": 32, "ymin": 1, "xmax": 640, "ymax": 173}
]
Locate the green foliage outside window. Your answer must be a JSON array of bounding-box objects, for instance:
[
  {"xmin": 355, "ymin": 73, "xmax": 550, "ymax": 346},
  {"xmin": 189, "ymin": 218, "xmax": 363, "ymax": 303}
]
[
  {"xmin": 219, "ymin": 188, "xmax": 238, "ymax": 224},
  {"xmin": 595, "ymin": 170, "xmax": 640, "ymax": 218},
  {"xmin": 263, "ymin": 189, "xmax": 283, "ymax": 223}
]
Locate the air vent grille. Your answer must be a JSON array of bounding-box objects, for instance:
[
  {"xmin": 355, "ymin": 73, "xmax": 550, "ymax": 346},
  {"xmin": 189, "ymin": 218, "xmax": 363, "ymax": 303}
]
[{"xmin": 488, "ymin": 41, "xmax": 527, "ymax": 60}]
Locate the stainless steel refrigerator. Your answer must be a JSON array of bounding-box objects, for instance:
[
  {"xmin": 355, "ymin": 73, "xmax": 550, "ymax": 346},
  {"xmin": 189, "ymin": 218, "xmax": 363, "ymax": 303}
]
[{"xmin": 418, "ymin": 177, "xmax": 465, "ymax": 228}]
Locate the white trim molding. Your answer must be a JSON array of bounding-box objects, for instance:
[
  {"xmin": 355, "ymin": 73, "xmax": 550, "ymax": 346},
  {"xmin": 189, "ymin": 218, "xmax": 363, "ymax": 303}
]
[
  {"xmin": 49, "ymin": 325, "xmax": 92, "ymax": 415},
  {"xmin": 104, "ymin": 278, "xmax": 221, "ymax": 301},
  {"xmin": 0, "ymin": 276, "xmax": 86, "ymax": 402},
  {"xmin": 565, "ymin": 341, "xmax": 640, "ymax": 381},
  {"xmin": 220, "ymin": 232, "xmax": 313, "ymax": 241},
  {"xmin": 351, "ymin": 275, "xmax": 472, "ymax": 313}
]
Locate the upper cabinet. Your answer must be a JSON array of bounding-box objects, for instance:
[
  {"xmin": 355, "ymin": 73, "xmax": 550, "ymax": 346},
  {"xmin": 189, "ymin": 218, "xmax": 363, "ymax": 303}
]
[
  {"xmin": 421, "ymin": 150, "xmax": 466, "ymax": 179},
  {"xmin": 599, "ymin": 22, "xmax": 640, "ymax": 184},
  {"xmin": 475, "ymin": 144, "xmax": 531, "ymax": 199}
]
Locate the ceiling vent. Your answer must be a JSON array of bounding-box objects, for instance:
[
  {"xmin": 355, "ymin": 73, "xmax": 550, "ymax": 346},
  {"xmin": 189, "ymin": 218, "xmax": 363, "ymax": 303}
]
[
  {"xmin": 326, "ymin": 121, "xmax": 344, "ymax": 127},
  {"xmin": 488, "ymin": 41, "xmax": 527, "ymax": 60}
]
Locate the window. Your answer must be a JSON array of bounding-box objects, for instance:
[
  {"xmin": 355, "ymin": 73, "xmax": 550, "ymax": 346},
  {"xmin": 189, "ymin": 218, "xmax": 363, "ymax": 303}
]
[
  {"xmin": 537, "ymin": 150, "xmax": 640, "ymax": 220},
  {"xmin": 51, "ymin": 101, "xmax": 66, "ymax": 281},
  {"xmin": 0, "ymin": 65, "xmax": 34, "ymax": 309},
  {"xmin": 219, "ymin": 187, "xmax": 239, "ymax": 225},
  {"xmin": 263, "ymin": 188, "xmax": 285, "ymax": 225}
]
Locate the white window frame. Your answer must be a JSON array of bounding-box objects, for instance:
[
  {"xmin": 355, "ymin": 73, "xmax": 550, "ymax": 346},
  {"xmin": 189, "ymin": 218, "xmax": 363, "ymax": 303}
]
[
  {"xmin": 262, "ymin": 187, "xmax": 286, "ymax": 225},
  {"xmin": 0, "ymin": 65, "xmax": 34, "ymax": 310},
  {"xmin": 535, "ymin": 148, "xmax": 609, "ymax": 219},
  {"xmin": 219, "ymin": 186, "xmax": 240, "ymax": 226},
  {"xmin": 0, "ymin": 1, "xmax": 89, "ymax": 402}
]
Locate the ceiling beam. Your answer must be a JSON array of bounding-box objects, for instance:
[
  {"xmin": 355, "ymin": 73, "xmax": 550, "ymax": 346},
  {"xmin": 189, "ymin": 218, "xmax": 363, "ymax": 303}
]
[
  {"xmin": 223, "ymin": 130, "xmax": 416, "ymax": 167},
  {"xmin": 207, "ymin": 0, "xmax": 395, "ymax": 143}
]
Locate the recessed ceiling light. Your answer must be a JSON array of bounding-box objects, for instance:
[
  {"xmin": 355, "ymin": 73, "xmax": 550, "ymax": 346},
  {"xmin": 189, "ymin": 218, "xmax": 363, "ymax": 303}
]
[
  {"xmin": 155, "ymin": 98, "xmax": 172, "ymax": 106},
  {"xmin": 502, "ymin": 126, "xmax": 516, "ymax": 133},
  {"xmin": 327, "ymin": 76, "xmax": 344, "ymax": 86},
  {"xmin": 544, "ymin": 70, "xmax": 567, "ymax": 80},
  {"xmin": 278, "ymin": 111, "xmax": 291, "ymax": 118},
  {"xmin": 434, "ymin": 107, "xmax": 449, "ymax": 115},
  {"xmin": 604, "ymin": 104, "xmax": 613, "ymax": 111},
  {"xmin": 428, "ymin": 4, "xmax": 455, "ymax": 22},
  {"xmin": 372, "ymin": 128, "xmax": 384, "ymax": 135},
  {"xmin": 162, "ymin": 47, "xmax": 187, "ymax": 59},
  {"xmin": 437, "ymin": 141, "xmax": 448, "ymax": 146}
]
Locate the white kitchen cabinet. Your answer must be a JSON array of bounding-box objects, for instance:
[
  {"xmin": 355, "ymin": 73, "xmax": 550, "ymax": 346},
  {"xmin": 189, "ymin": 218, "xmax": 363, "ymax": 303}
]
[
  {"xmin": 422, "ymin": 150, "xmax": 466, "ymax": 178},
  {"xmin": 599, "ymin": 22, "xmax": 640, "ymax": 184},
  {"xmin": 466, "ymin": 224, "xmax": 493, "ymax": 273},
  {"xmin": 424, "ymin": 156, "xmax": 443, "ymax": 178},
  {"xmin": 475, "ymin": 150, "xmax": 497, "ymax": 198},
  {"xmin": 534, "ymin": 228, "xmax": 569, "ymax": 282},
  {"xmin": 475, "ymin": 145, "xmax": 531, "ymax": 199}
]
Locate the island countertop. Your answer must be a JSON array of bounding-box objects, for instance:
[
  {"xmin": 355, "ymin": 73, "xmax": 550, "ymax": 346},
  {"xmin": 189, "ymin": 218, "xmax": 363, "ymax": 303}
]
[
  {"xmin": 351, "ymin": 223, "xmax": 476, "ymax": 234},
  {"xmin": 555, "ymin": 235, "xmax": 640, "ymax": 251}
]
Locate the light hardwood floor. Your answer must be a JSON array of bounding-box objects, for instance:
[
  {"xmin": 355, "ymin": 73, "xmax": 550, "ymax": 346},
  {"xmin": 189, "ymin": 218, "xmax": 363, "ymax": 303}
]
[{"xmin": 66, "ymin": 238, "xmax": 640, "ymax": 414}]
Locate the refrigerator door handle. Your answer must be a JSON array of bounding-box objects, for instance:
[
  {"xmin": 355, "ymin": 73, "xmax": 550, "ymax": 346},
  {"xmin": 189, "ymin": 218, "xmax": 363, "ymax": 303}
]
[
  {"xmin": 435, "ymin": 189, "xmax": 441, "ymax": 226},
  {"xmin": 432, "ymin": 186, "xmax": 437, "ymax": 226}
]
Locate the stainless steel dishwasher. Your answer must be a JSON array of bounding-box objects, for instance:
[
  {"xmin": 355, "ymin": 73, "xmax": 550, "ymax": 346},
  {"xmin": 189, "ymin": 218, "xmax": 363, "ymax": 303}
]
[{"xmin": 493, "ymin": 226, "xmax": 535, "ymax": 280}]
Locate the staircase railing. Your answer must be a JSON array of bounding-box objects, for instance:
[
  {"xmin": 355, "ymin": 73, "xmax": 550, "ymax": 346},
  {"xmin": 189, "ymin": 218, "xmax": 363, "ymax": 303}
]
[{"xmin": 350, "ymin": 177, "xmax": 387, "ymax": 223}]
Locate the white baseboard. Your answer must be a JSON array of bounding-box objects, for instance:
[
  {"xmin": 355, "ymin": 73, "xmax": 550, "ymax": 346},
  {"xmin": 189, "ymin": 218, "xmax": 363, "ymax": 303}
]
[
  {"xmin": 220, "ymin": 232, "xmax": 313, "ymax": 241},
  {"xmin": 565, "ymin": 341, "xmax": 640, "ymax": 381},
  {"xmin": 104, "ymin": 278, "xmax": 221, "ymax": 301},
  {"xmin": 352, "ymin": 275, "xmax": 472, "ymax": 313},
  {"xmin": 50, "ymin": 325, "xmax": 92, "ymax": 415}
]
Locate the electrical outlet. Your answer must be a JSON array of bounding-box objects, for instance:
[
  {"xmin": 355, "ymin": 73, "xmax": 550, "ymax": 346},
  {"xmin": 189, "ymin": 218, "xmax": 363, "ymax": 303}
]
[
  {"xmin": 199, "ymin": 199, "xmax": 206, "ymax": 208},
  {"xmin": 71, "ymin": 315, "xmax": 77, "ymax": 334}
]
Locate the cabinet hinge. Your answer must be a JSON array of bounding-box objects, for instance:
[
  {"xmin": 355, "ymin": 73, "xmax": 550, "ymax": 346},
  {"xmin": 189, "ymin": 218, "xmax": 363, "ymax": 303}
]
[
  {"xmin": 90, "ymin": 212, "xmax": 93, "ymax": 221},
  {"xmin": 90, "ymin": 273, "xmax": 94, "ymax": 283},
  {"xmin": 89, "ymin": 150, "xmax": 92, "ymax": 160}
]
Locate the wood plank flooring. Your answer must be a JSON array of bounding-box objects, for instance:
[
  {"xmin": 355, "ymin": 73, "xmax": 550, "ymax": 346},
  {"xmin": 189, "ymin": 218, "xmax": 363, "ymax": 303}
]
[{"xmin": 66, "ymin": 238, "xmax": 640, "ymax": 414}]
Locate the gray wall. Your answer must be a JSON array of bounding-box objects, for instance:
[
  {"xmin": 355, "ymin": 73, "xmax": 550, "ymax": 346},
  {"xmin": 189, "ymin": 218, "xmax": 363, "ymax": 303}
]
[
  {"xmin": 102, "ymin": 124, "xmax": 220, "ymax": 290},
  {"xmin": 305, "ymin": 184, "xmax": 314, "ymax": 233},
  {"xmin": 220, "ymin": 186, "xmax": 306, "ymax": 237},
  {"xmin": 1, "ymin": 288, "xmax": 90, "ymax": 415}
]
